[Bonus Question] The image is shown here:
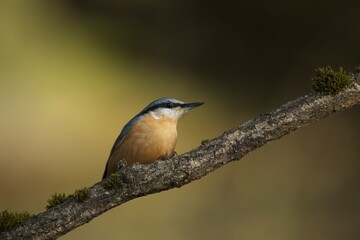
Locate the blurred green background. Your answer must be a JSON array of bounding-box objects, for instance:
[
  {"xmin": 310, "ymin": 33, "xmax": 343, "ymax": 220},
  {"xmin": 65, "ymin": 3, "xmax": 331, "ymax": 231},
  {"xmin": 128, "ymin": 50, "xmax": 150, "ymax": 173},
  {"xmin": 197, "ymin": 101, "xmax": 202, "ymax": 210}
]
[{"xmin": 1, "ymin": 0, "xmax": 359, "ymax": 239}]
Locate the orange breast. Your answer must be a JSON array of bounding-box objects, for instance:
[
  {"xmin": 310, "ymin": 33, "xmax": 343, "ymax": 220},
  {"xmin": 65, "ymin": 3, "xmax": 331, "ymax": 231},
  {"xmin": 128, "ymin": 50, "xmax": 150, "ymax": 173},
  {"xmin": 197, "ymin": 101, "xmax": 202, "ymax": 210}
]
[{"xmin": 109, "ymin": 114, "xmax": 178, "ymax": 170}]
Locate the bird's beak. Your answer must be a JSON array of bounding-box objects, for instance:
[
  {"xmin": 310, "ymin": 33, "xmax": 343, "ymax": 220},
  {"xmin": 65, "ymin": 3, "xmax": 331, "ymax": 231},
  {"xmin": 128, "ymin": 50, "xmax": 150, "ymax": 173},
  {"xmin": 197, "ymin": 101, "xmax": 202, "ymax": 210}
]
[{"xmin": 183, "ymin": 102, "xmax": 204, "ymax": 110}]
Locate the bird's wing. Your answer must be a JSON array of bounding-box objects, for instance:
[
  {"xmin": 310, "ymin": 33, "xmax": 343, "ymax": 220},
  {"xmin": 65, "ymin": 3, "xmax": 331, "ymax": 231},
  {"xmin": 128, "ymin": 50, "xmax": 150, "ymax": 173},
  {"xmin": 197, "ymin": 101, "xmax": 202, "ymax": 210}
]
[
  {"xmin": 102, "ymin": 114, "xmax": 143, "ymax": 179},
  {"xmin": 109, "ymin": 114, "xmax": 142, "ymax": 155}
]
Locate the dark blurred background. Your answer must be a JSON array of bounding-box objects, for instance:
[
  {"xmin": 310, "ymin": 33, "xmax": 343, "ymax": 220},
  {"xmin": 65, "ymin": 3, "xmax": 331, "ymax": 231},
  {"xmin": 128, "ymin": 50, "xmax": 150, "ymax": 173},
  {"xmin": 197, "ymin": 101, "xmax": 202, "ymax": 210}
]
[{"xmin": 0, "ymin": 0, "xmax": 359, "ymax": 239}]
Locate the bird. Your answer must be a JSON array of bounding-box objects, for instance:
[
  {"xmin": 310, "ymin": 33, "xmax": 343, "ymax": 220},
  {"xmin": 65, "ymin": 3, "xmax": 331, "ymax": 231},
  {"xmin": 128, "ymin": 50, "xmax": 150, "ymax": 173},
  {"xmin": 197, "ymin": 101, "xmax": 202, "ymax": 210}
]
[{"xmin": 102, "ymin": 98, "xmax": 204, "ymax": 179}]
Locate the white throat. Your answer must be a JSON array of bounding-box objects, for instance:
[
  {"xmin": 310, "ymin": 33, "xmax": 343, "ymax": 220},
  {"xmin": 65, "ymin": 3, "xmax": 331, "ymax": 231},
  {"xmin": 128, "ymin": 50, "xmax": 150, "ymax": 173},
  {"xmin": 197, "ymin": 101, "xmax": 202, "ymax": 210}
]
[{"xmin": 149, "ymin": 107, "xmax": 187, "ymax": 120}]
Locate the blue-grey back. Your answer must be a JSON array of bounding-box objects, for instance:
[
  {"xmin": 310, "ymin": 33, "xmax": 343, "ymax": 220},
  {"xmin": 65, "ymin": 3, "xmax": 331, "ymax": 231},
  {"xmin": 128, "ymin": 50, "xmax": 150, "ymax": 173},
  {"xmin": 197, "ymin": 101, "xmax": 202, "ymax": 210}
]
[{"xmin": 109, "ymin": 113, "xmax": 142, "ymax": 155}]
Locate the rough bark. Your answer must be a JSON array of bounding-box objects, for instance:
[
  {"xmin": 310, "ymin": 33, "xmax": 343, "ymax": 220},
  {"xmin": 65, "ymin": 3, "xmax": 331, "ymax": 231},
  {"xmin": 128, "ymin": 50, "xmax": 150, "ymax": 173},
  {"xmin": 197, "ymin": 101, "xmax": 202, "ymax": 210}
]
[{"xmin": 1, "ymin": 74, "xmax": 360, "ymax": 240}]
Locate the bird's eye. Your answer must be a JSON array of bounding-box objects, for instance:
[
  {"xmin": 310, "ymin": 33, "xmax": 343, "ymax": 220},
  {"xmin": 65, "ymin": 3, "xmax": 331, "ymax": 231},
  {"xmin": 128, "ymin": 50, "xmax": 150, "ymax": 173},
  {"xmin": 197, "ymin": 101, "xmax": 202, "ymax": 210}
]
[{"xmin": 166, "ymin": 103, "xmax": 175, "ymax": 108}]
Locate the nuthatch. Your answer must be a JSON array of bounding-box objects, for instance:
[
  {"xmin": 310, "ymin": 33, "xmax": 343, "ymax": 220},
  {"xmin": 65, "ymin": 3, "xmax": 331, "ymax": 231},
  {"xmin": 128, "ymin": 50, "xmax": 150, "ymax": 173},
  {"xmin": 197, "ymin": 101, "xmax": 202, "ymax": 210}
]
[{"xmin": 102, "ymin": 98, "xmax": 204, "ymax": 179}]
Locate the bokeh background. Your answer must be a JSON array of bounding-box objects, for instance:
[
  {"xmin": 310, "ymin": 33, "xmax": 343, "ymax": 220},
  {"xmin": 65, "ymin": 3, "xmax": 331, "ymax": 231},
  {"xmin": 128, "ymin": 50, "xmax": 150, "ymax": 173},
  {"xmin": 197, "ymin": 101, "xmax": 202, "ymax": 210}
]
[{"xmin": 1, "ymin": 0, "xmax": 359, "ymax": 239}]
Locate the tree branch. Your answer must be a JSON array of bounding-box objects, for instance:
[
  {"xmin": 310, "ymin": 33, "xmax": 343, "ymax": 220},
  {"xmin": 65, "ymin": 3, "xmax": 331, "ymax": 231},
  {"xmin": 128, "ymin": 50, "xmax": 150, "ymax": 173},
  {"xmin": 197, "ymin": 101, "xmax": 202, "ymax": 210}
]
[{"xmin": 2, "ymin": 74, "xmax": 360, "ymax": 240}]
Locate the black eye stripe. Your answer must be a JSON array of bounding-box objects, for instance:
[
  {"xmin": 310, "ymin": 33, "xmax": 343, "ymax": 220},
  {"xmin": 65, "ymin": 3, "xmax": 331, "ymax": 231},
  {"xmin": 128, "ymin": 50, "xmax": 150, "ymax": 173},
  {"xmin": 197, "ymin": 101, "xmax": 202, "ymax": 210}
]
[
  {"xmin": 165, "ymin": 102, "xmax": 182, "ymax": 108},
  {"xmin": 141, "ymin": 102, "xmax": 183, "ymax": 114},
  {"xmin": 161, "ymin": 102, "xmax": 182, "ymax": 109}
]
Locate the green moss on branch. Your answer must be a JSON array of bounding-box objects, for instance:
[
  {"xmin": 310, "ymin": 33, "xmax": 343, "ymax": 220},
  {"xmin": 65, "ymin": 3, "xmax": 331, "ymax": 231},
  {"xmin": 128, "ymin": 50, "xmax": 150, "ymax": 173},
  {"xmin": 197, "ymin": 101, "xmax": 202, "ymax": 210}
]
[
  {"xmin": 102, "ymin": 173, "xmax": 121, "ymax": 189},
  {"xmin": 46, "ymin": 193, "xmax": 71, "ymax": 209},
  {"xmin": 74, "ymin": 188, "xmax": 90, "ymax": 203},
  {"xmin": 0, "ymin": 210, "xmax": 33, "ymax": 232},
  {"xmin": 312, "ymin": 66, "xmax": 349, "ymax": 95}
]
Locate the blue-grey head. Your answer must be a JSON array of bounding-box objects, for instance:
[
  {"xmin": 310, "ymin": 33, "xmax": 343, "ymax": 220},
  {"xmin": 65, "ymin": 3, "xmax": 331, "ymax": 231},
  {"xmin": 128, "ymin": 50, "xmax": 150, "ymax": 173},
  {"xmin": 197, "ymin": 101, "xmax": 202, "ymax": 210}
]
[
  {"xmin": 116, "ymin": 98, "xmax": 204, "ymax": 143},
  {"xmin": 139, "ymin": 97, "xmax": 204, "ymax": 120}
]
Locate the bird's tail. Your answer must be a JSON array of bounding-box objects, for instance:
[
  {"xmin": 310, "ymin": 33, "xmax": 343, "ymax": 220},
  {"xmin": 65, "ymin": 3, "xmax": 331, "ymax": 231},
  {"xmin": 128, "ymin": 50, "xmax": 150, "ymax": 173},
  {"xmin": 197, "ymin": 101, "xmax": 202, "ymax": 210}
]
[{"xmin": 102, "ymin": 163, "xmax": 109, "ymax": 180}]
